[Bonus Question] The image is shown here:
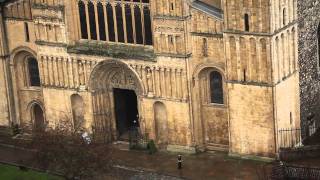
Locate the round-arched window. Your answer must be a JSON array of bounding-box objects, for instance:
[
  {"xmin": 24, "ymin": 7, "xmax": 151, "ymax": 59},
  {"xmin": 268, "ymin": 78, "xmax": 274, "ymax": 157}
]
[
  {"xmin": 210, "ymin": 71, "xmax": 223, "ymax": 104},
  {"xmin": 27, "ymin": 57, "xmax": 41, "ymax": 87}
]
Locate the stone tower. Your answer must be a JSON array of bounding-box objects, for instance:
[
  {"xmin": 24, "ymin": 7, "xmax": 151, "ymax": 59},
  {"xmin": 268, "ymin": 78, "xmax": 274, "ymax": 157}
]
[{"xmin": 223, "ymin": 0, "xmax": 299, "ymax": 156}]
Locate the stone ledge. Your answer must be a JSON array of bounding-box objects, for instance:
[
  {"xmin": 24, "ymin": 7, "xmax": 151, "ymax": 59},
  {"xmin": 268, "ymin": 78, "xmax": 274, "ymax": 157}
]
[
  {"xmin": 67, "ymin": 41, "xmax": 156, "ymax": 61},
  {"xmin": 166, "ymin": 145, "xmax": 196, "ymax": 154},
  {"xmin": 229, "ymin": 152, "xmax": 275, "ymax": 162}
]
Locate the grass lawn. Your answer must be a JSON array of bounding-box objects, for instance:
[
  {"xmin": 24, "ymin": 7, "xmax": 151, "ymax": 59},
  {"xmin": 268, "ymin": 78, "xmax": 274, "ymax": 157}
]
[{"xmin": 0, "ymin": 164, "xmax": 64, "ymax": 180}]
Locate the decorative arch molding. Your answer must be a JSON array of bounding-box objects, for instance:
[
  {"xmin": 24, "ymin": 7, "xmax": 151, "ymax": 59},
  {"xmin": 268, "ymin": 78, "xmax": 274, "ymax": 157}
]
[
  {"xmin": 89, "ymin": 60, "xmax": 145, "ymax": 95},
  {"xmin": 10, "ymin": 46, "xmax": 37, "ymax": 64},
  {"xmin": 26, "ymin": 100, "xmax": 46, "ymax": 131},
  {"xmin": 26, "ymin": 100, "xmax": 44, "ymax": 112},
  {"xmin": 192, "ymin": 63, "xmax": 225, "ymax": 78}
]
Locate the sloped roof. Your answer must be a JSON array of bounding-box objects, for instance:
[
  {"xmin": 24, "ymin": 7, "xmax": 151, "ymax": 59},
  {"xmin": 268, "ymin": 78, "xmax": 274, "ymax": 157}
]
[{"xmin": 191, "ymin": 0, "xmax": 223, "ymax": 20}]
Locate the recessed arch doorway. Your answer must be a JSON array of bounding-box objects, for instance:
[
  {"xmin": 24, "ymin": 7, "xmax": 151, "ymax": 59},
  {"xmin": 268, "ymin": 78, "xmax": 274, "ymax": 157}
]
[
  {"xmin": 31, "ymin": 103, "xmax": 45, "ymax": 132},
  {"xmin": 89, "ymin": 60, "xmax": 145, "ymax": 142}
]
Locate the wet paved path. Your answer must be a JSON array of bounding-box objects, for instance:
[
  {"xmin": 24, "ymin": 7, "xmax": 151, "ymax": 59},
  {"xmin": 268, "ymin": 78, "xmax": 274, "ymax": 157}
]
[{"xmin": 0, "ymin": 142, "xmax": 272, "ymax": 180}]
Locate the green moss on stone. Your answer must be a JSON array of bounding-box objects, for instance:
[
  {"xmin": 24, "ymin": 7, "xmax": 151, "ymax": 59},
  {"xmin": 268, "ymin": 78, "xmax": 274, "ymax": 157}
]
[{"xmin": 67, "ymin": 41, "xmax": 156, "ymax": 61}]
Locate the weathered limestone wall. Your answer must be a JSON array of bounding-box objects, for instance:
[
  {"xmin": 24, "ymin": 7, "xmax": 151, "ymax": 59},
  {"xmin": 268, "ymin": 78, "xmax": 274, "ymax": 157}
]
[
  {"xmin": 223, "ymin": 0, "xmax": 270, "ymax": 32},
  {"xmin": 0, "ymin": 9, "xmax": 9, "ymax": 126},
  {"xmin": 228, "ymin": 84, "xmax": 275, "ymax": 157},
  {"xmin": 5, "ymin": 20, "xmax": 37, "ymax": 52},
  {"xmin": 0, "ymin": 59, "xmax": 9, "ymax": 126},
  {"xmin": 275, "ymin": 73, "xmax": 300, "ymax": 131},
  {"xmin": 42, "ymin": 88, "xmax": 93, "ymax": 130},
  {"xmin": 142, "ymin": 98, "xmax": 192, "ymax": 146},
  {"xmin": 298, "ymin": 0, "xmax": 320, "ymax": 128},
  {"xmin": 270, "ymin": 0, "xmax": 297, "ymax": 32}
]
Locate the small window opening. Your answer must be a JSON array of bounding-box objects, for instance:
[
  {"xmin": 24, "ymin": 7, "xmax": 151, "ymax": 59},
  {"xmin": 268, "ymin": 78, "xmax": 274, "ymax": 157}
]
[
  {"xmin": 243, "ymin": 69, "xmax": 247, "ymax": 82},
  {"xmin": 170, "ymin": 3, "xmax": 174, "ymax": 11},
  {"xmin": 244, "ymin": 14, "xmax": 250, "ymax": 32},
  {"xmin": 283, "ymin": 8, "xmax": 287, "ymax": 26},
  {"xmin": 290, "ymin": 112, "xmax": 293, "ymax": 125},
  {"xmin": 24, "ymin": 22, "xmax": 30, "ymax": 42},
  {"xmin": 169, "ymin": 35, "xmax": 174, "ymax": 44}
]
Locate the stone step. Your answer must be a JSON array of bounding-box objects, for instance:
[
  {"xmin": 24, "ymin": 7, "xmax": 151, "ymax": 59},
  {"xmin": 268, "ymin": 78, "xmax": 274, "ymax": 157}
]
[{"xmin": 206, "ymin": 143, "xmax": 229, "ymax": 152}]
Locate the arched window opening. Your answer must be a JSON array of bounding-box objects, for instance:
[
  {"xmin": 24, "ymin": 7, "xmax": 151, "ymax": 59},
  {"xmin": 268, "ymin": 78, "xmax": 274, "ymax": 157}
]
[
  {"xmin": 116, "ymin": 4, "xmax": 124, "ymax": 43},
  {"xmin": 144, "ymin": 6, "xmax": 153, "ymax": 45},
  {"xmin": 107, "ymin": 3, "xmax": 115, "ymax": 42},
  {"xmin": 28, "ymin": 58, "xmax": 41, "ymax": 87},
  {"xmin": 71, "ymin": 94, "xmax": 85, "ymax": 132},
  {"xmin": 97, "ymin": 2, "xmax": 106, "ymax": 41},
  {"xmin": 210, "ymin": 71, "xmax": 224, "ymax": 104},
  {"xmin": 125, "ymin": 4, "xmax": 134, "ymax": 43},
  {"xmin": 88, "ymin": 1, "xmax": 97, "ymax": 40},
  {"xmin": 78, "ymin": 1, "xmax": 88, "ymax": 39},
  {"xmin": 244, "ymin": 13, "xmax": 250, "ymax": 31},
  {"xmin": 134, "ymin": 6, "xmax": 143, "ymax": 44},
  {"xmin": 32, "ymin": 104, "xmax": 44, "ymax": 132}
]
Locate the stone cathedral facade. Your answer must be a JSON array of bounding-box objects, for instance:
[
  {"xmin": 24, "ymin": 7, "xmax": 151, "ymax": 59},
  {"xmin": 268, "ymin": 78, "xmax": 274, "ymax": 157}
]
[{"xmin": 0, "ymin": 0, "xmax": 300, "ymax": 158}]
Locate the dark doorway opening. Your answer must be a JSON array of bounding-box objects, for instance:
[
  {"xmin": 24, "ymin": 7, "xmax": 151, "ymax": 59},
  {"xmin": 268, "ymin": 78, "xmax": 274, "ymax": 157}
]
[
  {"xmin": 113, "ymin": 88, "xmax": 139, "ymax": 141},
  {"xmin": 33, "ymin": 104, "xmax": 44, "ymax": 132}
]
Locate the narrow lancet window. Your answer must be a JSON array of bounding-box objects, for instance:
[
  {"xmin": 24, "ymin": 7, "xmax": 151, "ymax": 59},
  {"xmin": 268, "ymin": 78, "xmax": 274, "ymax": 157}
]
[{"xmin": 244, "ymin": 14, "xmax": 250, "ymax": 32}]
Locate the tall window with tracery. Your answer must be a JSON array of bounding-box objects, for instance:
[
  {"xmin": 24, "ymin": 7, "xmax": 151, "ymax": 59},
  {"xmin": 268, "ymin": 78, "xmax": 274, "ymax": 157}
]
[
  {"xmin": 78, "ymin": 0, "xmax": 152, "ymax": 45},
  {"xmin": 209, "ymin": 71, "xmax": 223, "ymax": 104}
]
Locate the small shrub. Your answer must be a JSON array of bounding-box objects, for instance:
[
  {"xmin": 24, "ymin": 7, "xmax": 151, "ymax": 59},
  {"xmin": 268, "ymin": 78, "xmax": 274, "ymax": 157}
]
[
  {"xmin": 11, "ymin": 123, "xmax": 21, "ymax": 136},
  {"xmin": 147, "ymin": 140, "xmax": 157, "ymax": 154}
]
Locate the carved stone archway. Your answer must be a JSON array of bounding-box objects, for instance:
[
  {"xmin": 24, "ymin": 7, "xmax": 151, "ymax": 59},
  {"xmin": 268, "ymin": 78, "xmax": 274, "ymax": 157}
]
[{"xmin": 89, "ymin": 60, "xmax": 145, "ymax": 142}]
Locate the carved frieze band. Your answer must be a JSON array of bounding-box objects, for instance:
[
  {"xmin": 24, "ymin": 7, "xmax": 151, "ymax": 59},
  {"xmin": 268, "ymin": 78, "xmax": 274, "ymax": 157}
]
[
  {"xmin": 129, "ymin": 63, "xmax": 188, "ymax": 101},
  {"xmin": 39, "ymin": 55, "xmax": 96, "ymax": 90}
]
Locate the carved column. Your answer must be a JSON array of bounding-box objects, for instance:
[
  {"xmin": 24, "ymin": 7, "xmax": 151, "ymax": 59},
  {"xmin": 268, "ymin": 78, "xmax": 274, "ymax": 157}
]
[
  {"xmin": 131, "ymin": 3, "xmax": 136, "ymax": 44},
  {"xmin": 112, "ymin": 3, "xmax": 118, "ymax": 42},
  {"xmin": 146, "ymin": 67, "xmax": 153, "ymax": 96},
  {"xmin": 93, "ymin": 1, "xmax": 100, "ymax": 41},
  {"xmin": 84, "ymin": 1, "xmax": 91, "ymax": 40},
  {"xmin": 39, "ymin": 56, "xmax": 45, "ymax": 86},
  {"xmin": 43, "ymin": 56, "xmax": 48, "ymax": 86},
  {"xmin": 63, "ymin": 57, "xmax": 69, "ymax": 88},
  {"xmin": 182, "ymin": 70, "xmax": 188, "ymax": 101},
  {"xmin": 53, "ymin": 57, "xmax": 57, "ymax": 87},
  {"xmin": 78, "ymin": 60, "xmax": 84, "ymax": 86},
  {"xmin": 172, "ymin": 68, "xmax": 177, "ymax": 99},
  {"xmin": 57, "ymin": 57, "xmax": 63, "ymax": 87},
  {"xmin": 177, "ymin": 68, "xmax": 182, "ymax": 100},
  {"xmin": 161, "ymin": 67, "xmax": 167, "ymax": 98},
  {"xmin": 166, "ymin": 68, "xmax": 172, "ymax": 98},
  {"xmin": 102, "ymin": 2, "xmax": 109, "ymax": 41},
  {"xmin": 122, "ymin": 2, "xmax": 127, "ymax": 43},
  {"xmin": 155, "ymin": 67, "xmax": 160, "ymax": 97},
  {"xmin": 73, "ymin": 58, "xmax": 79, "ymax": 88}
]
